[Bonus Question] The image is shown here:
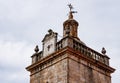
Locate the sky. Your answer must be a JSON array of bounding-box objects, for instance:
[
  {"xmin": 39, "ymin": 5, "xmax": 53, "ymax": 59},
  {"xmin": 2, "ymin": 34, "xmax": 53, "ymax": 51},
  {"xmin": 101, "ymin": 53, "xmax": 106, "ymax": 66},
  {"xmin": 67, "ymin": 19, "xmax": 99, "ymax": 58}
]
[{"xmin": 0, "ymin": 0, "xmax": 119, "ymax": 83}]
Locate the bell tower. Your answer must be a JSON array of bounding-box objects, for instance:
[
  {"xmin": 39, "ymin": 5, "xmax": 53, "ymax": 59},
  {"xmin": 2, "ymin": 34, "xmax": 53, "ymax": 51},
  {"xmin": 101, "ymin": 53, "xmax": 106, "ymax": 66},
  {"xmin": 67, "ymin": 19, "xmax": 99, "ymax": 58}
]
[
  {"xmin": 26, "ymin": 4, "xmax": 115, "ymax": 83},
  {"xmin": 63, "ymin": 4, "xmax": 79, "ymax": 40}
]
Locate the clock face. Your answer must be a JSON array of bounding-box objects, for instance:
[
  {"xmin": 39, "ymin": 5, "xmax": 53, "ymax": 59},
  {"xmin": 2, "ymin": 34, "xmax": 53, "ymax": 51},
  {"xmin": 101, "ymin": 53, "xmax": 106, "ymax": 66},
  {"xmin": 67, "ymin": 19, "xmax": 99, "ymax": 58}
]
[{"xmin": 43, "ymin": 37, "xmax": 56, "ymax": 56}]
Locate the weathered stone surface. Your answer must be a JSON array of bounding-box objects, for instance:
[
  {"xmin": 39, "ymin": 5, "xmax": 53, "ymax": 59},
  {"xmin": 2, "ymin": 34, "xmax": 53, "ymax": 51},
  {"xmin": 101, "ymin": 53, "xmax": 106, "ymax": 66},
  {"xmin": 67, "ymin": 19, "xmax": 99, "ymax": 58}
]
[
  {"xmin": 68, "ymin": 54, "xmax": 112, "ymax": 83},
  {"xmin": 30, "ymin": 58, "xmax": 68, "ymax": 83}
]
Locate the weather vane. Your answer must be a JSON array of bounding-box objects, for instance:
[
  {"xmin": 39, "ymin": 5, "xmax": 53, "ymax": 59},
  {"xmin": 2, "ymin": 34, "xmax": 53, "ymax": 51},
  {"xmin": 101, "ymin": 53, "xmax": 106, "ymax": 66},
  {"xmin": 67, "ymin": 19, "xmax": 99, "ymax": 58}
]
[
  {"xmin": 67, "ymin": 3, "xmax": 77, "ymax": 13},
  {"xmin": 68, "ymin": 4, "xmax": 73, "ymax": 11},
  {"xmin": 67, "ymin": 3, "xmax": 77, "ymax": 19}
]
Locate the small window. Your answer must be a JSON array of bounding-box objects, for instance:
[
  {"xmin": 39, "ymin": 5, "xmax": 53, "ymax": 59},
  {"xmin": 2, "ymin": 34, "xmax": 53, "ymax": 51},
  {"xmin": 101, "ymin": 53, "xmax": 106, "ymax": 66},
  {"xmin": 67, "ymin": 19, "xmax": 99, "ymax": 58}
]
[
  {"xmin": 47, "ymin": 44, "xmax": 53, "ymax": 51},
  {"xmin": 47, "ymin": 45, "xmax": 50, "ymax": 51}
]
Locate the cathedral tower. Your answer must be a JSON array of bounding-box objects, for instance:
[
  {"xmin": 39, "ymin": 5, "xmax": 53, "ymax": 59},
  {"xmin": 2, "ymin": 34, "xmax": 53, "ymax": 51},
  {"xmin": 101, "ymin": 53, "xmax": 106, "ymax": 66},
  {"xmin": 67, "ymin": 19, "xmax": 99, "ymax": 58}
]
[{"xmin": 26, "ymin": 4, "xmax": 115, "ymax": 83}]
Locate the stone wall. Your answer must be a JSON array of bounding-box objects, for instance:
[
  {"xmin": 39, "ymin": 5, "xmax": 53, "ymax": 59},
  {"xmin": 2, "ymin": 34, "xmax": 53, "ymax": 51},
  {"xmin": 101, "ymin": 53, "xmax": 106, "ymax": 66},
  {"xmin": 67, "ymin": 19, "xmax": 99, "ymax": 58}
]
[
  {"xmin": 68, "ymin": 54, "xmax": 111, "ymax": 83},
  {"xmin": 30, "ymin": 58, "xmax": 68, "ymax": 83}
]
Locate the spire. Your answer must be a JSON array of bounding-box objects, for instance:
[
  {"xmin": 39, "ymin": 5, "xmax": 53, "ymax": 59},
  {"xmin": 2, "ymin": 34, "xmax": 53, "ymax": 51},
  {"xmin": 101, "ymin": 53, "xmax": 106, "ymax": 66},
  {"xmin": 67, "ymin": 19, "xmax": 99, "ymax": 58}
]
[
  {"xmin": 68, "ymin": 4, "xmax": 77, "ymax": 19},
  {"xmin": 69, "ymin": 12, "xmax": 73, "ymax": 19}
]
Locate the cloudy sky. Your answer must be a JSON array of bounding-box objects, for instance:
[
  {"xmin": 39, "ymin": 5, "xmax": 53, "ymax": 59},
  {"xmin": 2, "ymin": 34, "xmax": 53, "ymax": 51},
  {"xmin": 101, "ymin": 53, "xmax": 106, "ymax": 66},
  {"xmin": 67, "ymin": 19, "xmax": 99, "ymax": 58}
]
[{"xmin": 0, "ymin": 0, "xmax": 119, "ymax": 83}]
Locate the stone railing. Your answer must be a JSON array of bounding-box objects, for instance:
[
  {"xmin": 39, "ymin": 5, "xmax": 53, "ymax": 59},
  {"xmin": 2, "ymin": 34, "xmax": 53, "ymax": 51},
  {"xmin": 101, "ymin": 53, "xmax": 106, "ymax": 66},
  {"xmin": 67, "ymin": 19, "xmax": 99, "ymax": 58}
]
[
  {"xmin": 31, "ymin": 51, "xmax": 43, "ymax": 64},
  {"xmin": 32, "ymin": 36, "xmax": 109, "ymax": 66},
  {"xmin": 56, "ymin": 37, "xmax": 109, "ymax": 65}
]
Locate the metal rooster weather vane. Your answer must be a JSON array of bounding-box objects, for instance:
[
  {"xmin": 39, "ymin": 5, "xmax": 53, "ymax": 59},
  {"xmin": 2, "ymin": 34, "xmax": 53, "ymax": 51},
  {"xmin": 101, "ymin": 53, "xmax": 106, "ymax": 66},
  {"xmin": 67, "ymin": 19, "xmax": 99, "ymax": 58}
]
[
  {"xmin": 68, "ymin": 4, "xmax": 77, "ymax": 14},
  {"xmin": 67, "ymin": 4, "xmax": 77, "ymax": 19}
]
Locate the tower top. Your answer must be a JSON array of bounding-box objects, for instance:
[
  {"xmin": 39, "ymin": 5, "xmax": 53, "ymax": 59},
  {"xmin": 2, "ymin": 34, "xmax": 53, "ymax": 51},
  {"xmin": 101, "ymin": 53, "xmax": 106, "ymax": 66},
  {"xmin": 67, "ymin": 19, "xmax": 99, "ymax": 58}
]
[
  {"xmin": 67, "ymin": 4, "xmax": 77, "ymax": 19},
  {"xmin": 63, "ymin": 4, "xmax": 79, "ymax": 40}
]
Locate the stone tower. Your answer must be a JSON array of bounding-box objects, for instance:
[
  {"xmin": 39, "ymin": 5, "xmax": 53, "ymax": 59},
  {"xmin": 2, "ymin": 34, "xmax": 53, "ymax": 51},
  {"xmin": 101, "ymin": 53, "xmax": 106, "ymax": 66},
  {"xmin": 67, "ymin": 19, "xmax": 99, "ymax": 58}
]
[{"xmin": 26, "ymin": 4, "xmax": 115, "ymax": 83}]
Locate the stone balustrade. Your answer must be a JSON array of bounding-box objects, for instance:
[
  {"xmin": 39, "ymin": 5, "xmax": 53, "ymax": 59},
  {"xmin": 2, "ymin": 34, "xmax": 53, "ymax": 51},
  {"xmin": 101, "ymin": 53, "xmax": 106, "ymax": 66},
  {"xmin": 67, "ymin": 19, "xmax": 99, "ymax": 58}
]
[
  {"xmin": 31, "ymin": 51, "xmax": 43, "ymax": 64},
  {"xmin": 32, "ymin": 36, "xmax": 109, "ymax": 66},
  {"xmin": 56, "ymin": 37, "xmax": 109, "ymax": 66}
]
